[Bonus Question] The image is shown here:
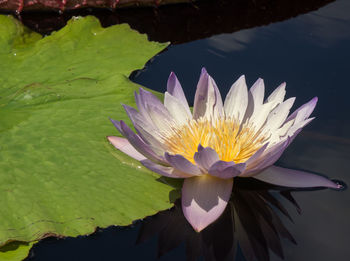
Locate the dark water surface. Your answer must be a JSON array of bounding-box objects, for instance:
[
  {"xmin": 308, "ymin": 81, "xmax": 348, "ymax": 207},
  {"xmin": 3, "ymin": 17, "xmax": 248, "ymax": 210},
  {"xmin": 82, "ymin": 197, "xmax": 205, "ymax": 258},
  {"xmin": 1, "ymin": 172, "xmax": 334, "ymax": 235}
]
[{"xmin": 25, "ymin": 0, "xmax": 350, "ymax": 260}]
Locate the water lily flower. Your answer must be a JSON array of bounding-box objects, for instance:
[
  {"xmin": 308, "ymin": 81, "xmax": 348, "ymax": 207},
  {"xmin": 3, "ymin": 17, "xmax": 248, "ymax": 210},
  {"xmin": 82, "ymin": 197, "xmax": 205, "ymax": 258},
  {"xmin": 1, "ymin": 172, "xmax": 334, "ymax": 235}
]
[{"xmin": 108, "ymin": 68, "xmax": 339, "ymax": 232}]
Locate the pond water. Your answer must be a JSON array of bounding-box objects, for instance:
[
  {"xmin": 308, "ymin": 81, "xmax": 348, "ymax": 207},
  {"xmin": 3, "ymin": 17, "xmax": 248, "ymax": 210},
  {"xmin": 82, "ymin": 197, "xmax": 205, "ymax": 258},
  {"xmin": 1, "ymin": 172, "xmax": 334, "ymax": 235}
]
[{"xmin": 23, "ymin": 0, "xmax": 350, "ymax": 260}]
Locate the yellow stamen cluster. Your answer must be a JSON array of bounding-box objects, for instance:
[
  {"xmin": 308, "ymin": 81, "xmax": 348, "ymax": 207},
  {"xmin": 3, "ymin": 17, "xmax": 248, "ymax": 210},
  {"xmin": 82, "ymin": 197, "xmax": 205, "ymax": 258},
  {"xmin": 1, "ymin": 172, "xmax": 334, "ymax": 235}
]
[{"xmin": 162, "ymin": 118, "xmax": 267, "ymax": 164}]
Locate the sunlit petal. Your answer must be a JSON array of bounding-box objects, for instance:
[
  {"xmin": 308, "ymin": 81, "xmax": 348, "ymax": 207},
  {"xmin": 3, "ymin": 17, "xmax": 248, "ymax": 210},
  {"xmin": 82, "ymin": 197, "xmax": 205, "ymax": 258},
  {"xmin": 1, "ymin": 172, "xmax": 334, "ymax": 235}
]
[
  {"xmin": 110, "ymin": 119, "xmax": 165, "ymax": 164},
  {"xmin": 107, "ymin": 136, "xmax": 146, "ymax": 161},
  {"xmin": 167, "ymin": 72, "xmax": 191, "ymax": 114},
  {"xmin": 164, "ymin": 92, "xmax": 192, "ymax": 125},
  {"xmin": 286, "ymin": 96, "xmax": 318, "ymax": 123},
  {"xmin": 193, "ymin": 68, "xmax": 223, "ymax": 120},
  {"xmin": 182, "ymin": 175, "xmax": 233, "ymax": 232},
  {"xmin": 267, "ymin": 82, "xmax": 286, "ymax": 105},
  {"xmin": 224, "ymin": 75, "xmax": 248, "ymax": 123},
  {"xmin": 165, "ymin": 153, "xmax": 202, "ymax": 175},
  {"xmin": 193, "ymin": 145, "xmax": 220, "ymax": 170},
  {"xmin": 141, "ymin": 159, "xmax": 193, "ymax": 178}
]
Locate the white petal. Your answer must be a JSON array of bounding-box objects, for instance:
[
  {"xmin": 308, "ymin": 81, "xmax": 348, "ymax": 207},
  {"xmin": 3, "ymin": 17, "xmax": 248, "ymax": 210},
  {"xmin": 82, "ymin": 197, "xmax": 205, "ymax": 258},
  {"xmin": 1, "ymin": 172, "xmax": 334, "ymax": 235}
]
[
  {"xmin": 147, "ymin": 104, "xmax": 175, "ymax": 133},
  {"xmin": 193, "ymin": 68, "xmax": 223, "ymax": 120},
  {"xmin": 285, "ymin": 117, "xmax": 315, "ymax": 137},
  {"xmin": 248, "ymin": 102, "xmax": 276, "ymax": 131},
  {"xmin": 267, "ymin": 82, "xmax": 286, "ymax": 106},
  {"xmin": 264, "ymin": 97, "xmax": 295, "ymax": 132},
  {"xmin": 268, "ymin": 119, "xmax": 294, "ymax": 144},
  {"xmin": 250, "ymin": 78, "xmax": 265, "ymax": 109},
  {"xmin": 164, "ymin": 92, "xmax": 192, "ymax": 125},
  {"xmin": 224, "ymin": 75, "xmax": 248, "ymax": 123}
]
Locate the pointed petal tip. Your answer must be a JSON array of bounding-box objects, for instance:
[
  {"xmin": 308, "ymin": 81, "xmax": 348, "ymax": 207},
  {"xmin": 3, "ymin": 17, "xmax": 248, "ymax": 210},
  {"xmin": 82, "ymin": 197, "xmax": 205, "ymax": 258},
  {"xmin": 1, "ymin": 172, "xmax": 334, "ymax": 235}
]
[
  {"xmin": 197, "ymin": 143, "xmax": 204, "ymax": 151},
  {"xmin": 201, "ymin": 67, "xmax": 207, "ymax": 74},
  {"xmin": 240, "ymin": 74, "xmax": 246, "ymax": 80},
  {"xmin": 167, "ymin": 71, "xmax": 177, "ymax": 82}
]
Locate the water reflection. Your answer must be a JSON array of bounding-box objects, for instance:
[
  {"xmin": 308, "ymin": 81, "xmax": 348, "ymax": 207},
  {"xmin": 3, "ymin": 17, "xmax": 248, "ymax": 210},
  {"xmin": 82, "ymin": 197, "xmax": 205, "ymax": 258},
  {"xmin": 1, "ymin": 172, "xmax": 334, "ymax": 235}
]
[
  {"xmin": 16, "ymin": 0, "xmax": 334, "ymax": 44},
  {"xmin": 137, "ymin": 178, "xmax": 307, "ymax": 261}
]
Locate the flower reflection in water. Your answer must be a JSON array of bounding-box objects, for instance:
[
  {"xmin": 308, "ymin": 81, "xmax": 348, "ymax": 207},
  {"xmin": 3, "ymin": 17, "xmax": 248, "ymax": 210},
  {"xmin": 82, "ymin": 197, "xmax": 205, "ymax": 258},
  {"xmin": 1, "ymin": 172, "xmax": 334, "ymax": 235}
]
[{"xmin": 137, "ymin": 178, "xmax": 310, "ymax": 261}]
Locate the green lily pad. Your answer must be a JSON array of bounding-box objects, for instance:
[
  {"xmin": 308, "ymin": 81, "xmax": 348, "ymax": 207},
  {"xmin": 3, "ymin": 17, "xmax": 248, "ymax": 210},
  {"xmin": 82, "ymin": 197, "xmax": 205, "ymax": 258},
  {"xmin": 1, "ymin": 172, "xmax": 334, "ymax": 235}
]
[
  {"xmin": 0, "ymin": 14, "xmax": 172, "ymax": 256},
  {"xmin": 0, "ymin": 242, "xmax": 34, "ymax": 260}
]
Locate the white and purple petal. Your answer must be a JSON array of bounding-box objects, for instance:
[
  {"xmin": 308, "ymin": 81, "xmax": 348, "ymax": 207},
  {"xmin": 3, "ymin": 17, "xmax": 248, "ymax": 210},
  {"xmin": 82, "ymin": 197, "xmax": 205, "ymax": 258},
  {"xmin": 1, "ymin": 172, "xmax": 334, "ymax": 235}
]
[
  {"xmin": 182, "ymin": 175, "xmax": 233, "ymax": 232},
  {"xmin": 107, "ymin": 136, "xmax": 146, "ymax": 161},
  {"xmin": 122, "ymin": 105, "xmax": 165, "ymax": 154},
  {"xmin": 167, "ymin": 72, "xmax": 191, "ymax": 112},
  {"xmin": 286, "ymin": 96, "xmax": 318, "ymax": 123},
  {"xmin": 165, "ymin": 153, "xmax": 202, "ymax": 175},
  {"xmin": 193, "ymin": 68, "xmax": 223, "ymax": 120},
  {"xmin": 193, "ymin": 145, "xmax": 219, "ymax": 171},
  {"xmin": 164, "ymin": 92, "xmax": 192, "ymax": 125},
  {"xmin": 208, "ymin": 161, "xmax": 246, "ymax": 179},
  {"xmin": 141, "ymin": 159, "xmax": 193, "ymax": 178},
  {"xmin": 254, "ymin": 165, "xmax": 340, "ymax": 189},
  {"xmin": 110, "ymin": 119, "xmax": 165, "ymax": 164}
]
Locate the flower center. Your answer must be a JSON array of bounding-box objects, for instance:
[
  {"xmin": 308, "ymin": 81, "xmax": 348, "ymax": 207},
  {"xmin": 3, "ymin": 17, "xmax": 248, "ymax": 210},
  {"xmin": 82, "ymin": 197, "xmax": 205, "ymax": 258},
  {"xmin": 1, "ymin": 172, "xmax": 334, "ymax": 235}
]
[{"xmin": 162, "ymin": 118, "xmax": 267, "ymax": 164}]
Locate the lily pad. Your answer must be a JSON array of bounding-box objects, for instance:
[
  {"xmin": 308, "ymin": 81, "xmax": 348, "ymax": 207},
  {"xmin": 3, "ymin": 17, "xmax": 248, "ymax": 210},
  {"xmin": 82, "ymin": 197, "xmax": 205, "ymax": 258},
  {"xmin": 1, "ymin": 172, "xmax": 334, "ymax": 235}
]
[
  {"xmin": 0, "ymin": 14, "xmax": 172, "ymax": 254},
  {"xmin": 0, "ymin": 242, "xmax": 34, "ymax": 260}
]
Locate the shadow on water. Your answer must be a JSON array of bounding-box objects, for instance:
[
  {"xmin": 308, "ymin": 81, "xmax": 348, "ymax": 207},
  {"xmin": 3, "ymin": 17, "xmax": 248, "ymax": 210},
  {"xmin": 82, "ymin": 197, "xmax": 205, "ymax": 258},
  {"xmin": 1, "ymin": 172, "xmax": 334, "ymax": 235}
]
[{"xmin": 14, "ymin": 0, "xmax": 334, "ymax": 44}]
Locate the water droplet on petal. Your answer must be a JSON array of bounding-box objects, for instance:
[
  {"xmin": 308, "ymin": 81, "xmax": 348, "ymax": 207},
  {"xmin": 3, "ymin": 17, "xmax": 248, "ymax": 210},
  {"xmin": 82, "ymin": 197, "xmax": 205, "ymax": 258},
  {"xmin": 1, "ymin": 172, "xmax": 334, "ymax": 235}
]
[{"xmin": 331, "ymin": 180, "xmax": 347, "ymax": 191}]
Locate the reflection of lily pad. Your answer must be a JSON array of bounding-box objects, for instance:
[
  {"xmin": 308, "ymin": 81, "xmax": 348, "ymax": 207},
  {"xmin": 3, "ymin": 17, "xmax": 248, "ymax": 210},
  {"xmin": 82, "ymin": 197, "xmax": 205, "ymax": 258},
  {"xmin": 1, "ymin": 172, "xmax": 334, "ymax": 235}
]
[{"xmin": 0, "ymin": 14, "xmax": 171, "ymax": 256}]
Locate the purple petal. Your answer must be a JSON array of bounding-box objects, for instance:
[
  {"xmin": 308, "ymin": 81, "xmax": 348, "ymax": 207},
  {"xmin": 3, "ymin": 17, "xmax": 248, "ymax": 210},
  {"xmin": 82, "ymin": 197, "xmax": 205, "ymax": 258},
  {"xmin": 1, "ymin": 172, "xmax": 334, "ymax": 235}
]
[
  {"xmin": 139, "ymin": 88, "xmax": 165, "ymax": 112},
  {"xmin": 134, "ymin": 91, "xmax": 153, "ymax": 123},
  {"xmin": 110, "ymin": 119, "xmax": 165, "ymax": 164},
  {"xmin": 107, "ymin": 136, "xmax": 146, "ymax": 161},
  {"xmin": 193, "ymin": 68, "xmax": 223, "ymax": 120},
  {"xmin": 242, "ymin": 138, "xmax": 290, "ymax": 177},
  {"xmin": 122, "ymin": 104, "xmax": 165, "ymax": 153},
  {"xmin": 208, "ymin": 161, "xmax": 246, "ymax": 179},
  {"xmin": 165, "ymin": 153, "xmax": 202, "ymax": 175},
  {"xmin": 137, "ymin": 88, "xmax": 174, "ymax": 127},
  {"xmin": 141, "ymin": 159, "xmax": 193, "ymax": 178},
  {"xmin": 182, "ymin": 175, "xmax": 233, "ymax": 232},
  {"xmin": 286, "ymin": 97, "xmax": 318, "ymax": 123},
  {"xmin": 254, "ymin": 165, "xmax": 340, "ymax": 189},
  {"xmin": 110, "ymin": 118, "xmax": 123, "ymax": 133},
  {"xmin": 244, "ymin": 143, "xmax": 269, "ymax": 167},
  {"xmin": 167, "ymin": 72, "xmax": 190, "ymax": 110},
  {"xmin": 193, "ymin": 145, "xmax": 219, "ymax": 170}
]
